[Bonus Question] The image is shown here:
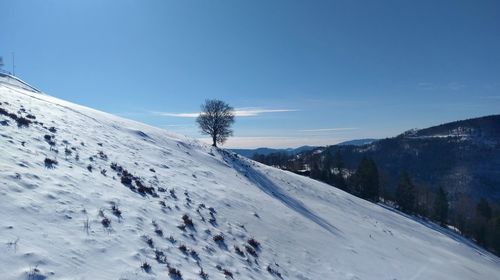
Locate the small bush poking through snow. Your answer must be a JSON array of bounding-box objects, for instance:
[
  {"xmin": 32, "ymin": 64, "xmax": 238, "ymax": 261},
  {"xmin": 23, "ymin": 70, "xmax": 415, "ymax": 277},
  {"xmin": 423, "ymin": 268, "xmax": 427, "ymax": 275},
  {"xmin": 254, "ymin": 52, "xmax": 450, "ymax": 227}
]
[
  {"xmin": 97, "ymin": 151, "xmax": 108, "ymax": 160},
  {"xmin": 190, "ymin": 249, "xmax": 200, "ymax": 260},
  {"xmin": 44, "ymin": 158, "xmax": 58, "ymax": 169},
  {"xmin": 182, "ymin": 214, "xmax": 194, "ymax": 228},
  {"xmin": 170, "ymin": 189, "xmax": 178, "ymax": 199},
  {"xmin": 136, "ymin": 180, "xmax": 157, "ymax": 196},
  {"xmin": 178, "ymin": 244, "xmax": 188, "ymax": 254},
  {"xmin": 141, "ymin": 261, "xmax": 152, "ymax": 273},
  {"xmin": 118, "ymin": 170, "xmax": 135, "ymax": 188},
  {"xmin": 101, "ymin": 217, "xmax": 111, "ymax": 228},
  {"xmin": 234, "ymin": 246, "xmax": 245, "ymax": 257},
  {"xmin": 44, "ymin": 134, "xmax": 56, "ymax": 146},
  {"xmin": 223, "ymin": 269, "xmax": 233, "ymax": 279},
  {"xmin": 168, "ymin": 266, "xmax": 183, "ymax": 279},
  {"xmin": 143, "ymin": 235, "xmax": 154, "ymax": 248},
  {"xmin": 167, "ymin": 235, "xmax": 176, "ymax": 243},
  {"xmin": 110, "ymin": 162, "xmax": 123, "ymax": 172},
  {"xmin": 16, "ymin": 116, "xmax": 31, "ymax": 127},
  {"xmin": 154, "ymin": 249, "xmax": 167, "ymax": 264},
  {"xmin": 213, "ymin": 234, "xmax": 224, "ymax": 243},
  {"xmin": 111, "ymin": 204, "xmax": 122, "ymax": 218},
  {"xmin": 152, "ymin": 220, "xmax": 164, "ymax": 236},
  {"xmin": 247, "ymin": 238, "xmax": 260, "ymax": 249}
]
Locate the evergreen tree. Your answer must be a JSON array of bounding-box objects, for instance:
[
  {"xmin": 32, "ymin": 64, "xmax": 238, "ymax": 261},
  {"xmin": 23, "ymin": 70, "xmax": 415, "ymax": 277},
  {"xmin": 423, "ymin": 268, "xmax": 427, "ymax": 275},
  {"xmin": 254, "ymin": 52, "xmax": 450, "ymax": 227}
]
[
  {"xmin": 395, "ymin": 172, "xmax": 416, "ymax": 213},
  {"xmin": 331, "ymin": 150, "xmax": 347, "ymax": 190},
  {"xmin": 474, "ymin": 223, "xmax": 487, "ymax": 245},
  {"xmin": 476, "ymin": 198, "xmax": 492, "ymax": 220},
  {"xmin": 433, "ymin": 186, "xmax": 448, "ymax": 226},
  {"xmin": 492, "ymin": 215, "xmax": 500, "ymax": 253},
  {"xmin": 310, "ymin": 162, "xmax": 322, "ymax": 180},
  {"xmin": 322, "ymin": 153, "xmax": 333, "ymax": 184},
  {"xmin": 353, "ymin": 157, "xmax": 380, "ymax": 201},
  {"xmin": 333, "ymin": 150, "xmax": 344, "ymax": 170},
  {"xmin": 473, "ymin": 198, "xmax": 492, "ymax": 246}
]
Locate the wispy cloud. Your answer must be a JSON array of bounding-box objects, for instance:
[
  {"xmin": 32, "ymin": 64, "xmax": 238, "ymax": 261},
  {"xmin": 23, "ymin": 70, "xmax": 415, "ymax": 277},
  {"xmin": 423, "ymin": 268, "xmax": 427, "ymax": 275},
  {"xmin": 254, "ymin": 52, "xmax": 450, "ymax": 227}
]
[
  {"xmin": 164, "ymin": 124, "xmax": 192, "ymax": 127},
  {"xmin": 417, "ymin": 82, "xmax": 465, "ymax": 91},
  {"xmin": 156, "ymin": 112, "xmax": 200, "ymax": 118},
  {"xmin": 299, "ymin": 127, "xmax": 359, "ymax": 132},
  {"xmin": 153, "ymin": 107, "xmax": 298, "ymax": 118},
  {"xmin": 480, "ymin": 95, "xmax": 500, "ymax": 100},
  {"xmin": 198, "ymin": 136, "xmax": 345, "ymax": 149},
  {"xmin": 233, "ymin": 108, "xmax": 299, "ymax": 116}
]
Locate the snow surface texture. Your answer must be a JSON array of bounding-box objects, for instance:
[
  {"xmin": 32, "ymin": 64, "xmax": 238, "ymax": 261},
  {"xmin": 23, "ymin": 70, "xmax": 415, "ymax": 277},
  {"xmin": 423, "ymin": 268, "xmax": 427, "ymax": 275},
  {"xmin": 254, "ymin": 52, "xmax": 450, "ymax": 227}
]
[{"xmin": 1, "ymin": 82, "xmax": 499, "ymax": 280}]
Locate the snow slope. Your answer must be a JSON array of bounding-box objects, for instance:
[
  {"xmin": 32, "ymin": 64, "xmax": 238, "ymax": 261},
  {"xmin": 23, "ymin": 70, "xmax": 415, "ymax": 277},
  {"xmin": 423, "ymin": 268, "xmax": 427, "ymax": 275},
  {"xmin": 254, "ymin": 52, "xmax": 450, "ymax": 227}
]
[{"xmin": 1, "ymin": 82, "xmax": 499, "ymax": 280}]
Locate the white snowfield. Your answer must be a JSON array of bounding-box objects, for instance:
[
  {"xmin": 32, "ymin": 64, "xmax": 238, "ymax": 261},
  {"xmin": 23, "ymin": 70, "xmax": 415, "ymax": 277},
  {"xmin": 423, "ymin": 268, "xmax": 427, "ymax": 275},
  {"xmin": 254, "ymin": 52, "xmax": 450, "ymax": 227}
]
[{"xmin": 0, "ymin": 82, "xmax": 499, "ymax": 280}]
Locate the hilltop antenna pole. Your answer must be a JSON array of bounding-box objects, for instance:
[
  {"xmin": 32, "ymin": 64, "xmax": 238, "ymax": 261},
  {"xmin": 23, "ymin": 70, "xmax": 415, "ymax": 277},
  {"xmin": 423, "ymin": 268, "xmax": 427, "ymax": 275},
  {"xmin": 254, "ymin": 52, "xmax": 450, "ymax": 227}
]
[{"xmin": 12, "ymin": 52, "xmax": 15, "ymax": 76}]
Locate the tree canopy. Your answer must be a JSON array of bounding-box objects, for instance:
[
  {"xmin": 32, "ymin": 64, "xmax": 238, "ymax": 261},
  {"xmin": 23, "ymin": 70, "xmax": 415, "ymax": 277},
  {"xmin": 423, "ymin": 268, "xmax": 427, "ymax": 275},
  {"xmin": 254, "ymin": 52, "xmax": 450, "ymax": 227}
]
[{"xmin": 196, "ymin": 99, "xmax": 235, "ymax": 147}]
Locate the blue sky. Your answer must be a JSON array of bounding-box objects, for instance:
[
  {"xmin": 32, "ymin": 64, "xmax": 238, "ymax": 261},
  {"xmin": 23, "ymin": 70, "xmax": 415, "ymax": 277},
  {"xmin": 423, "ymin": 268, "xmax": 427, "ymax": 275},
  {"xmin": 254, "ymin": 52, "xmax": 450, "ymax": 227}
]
[{"xmin": 1, "ymin": 0, "xmax": 499, "ymax": 148}]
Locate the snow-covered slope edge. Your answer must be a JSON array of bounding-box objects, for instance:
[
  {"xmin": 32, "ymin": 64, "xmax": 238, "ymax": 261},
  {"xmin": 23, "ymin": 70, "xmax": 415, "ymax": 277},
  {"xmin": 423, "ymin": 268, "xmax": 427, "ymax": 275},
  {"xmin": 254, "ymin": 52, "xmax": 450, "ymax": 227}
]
[
  {"xmin": 0, "ymin": 83, "xmax": 499, "ymax": 280},
  {"xmin": 0, "ymin": 73, "xmax": 42, "ymax": 93}
]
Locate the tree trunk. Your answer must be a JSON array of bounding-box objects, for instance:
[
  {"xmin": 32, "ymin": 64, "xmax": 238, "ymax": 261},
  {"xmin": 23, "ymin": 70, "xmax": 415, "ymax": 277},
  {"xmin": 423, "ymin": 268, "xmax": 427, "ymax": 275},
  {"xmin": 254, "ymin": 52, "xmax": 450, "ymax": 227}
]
[{"xmin": 212, "ymin": 134, "xmax": 217, "ymax": 147}]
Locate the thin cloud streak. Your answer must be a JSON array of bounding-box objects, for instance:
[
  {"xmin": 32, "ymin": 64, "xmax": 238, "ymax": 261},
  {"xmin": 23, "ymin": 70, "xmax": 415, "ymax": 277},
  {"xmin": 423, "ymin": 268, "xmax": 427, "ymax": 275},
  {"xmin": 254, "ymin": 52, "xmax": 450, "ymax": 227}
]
[
  {"xmin": 480, "ymin": 95, "xmax": 500, "ymax": 100},
  {"xmin": 198, "ymin": 136, "xmax": 345, "ymax": 149},
  {"xmin": 299, "ymin": 127, "xmax": 359, "ymax": 132},
  {"xmin": 234, "ymin": 108, "xmax": 299, "ymax": 117},
  {"xmin": 152, "ymin": 107, "xmax": 298, "ymax": 118},
  {"xmin": 417, "ymin": 81, "xmax": 465, "ymax": 91},
  {"xmin": 164, "ymin": 124, "xmax": 193, "ymax": 127},
  {"xmin": 156, "ymin": 112, "xmax": 199, "ymax": 117}
]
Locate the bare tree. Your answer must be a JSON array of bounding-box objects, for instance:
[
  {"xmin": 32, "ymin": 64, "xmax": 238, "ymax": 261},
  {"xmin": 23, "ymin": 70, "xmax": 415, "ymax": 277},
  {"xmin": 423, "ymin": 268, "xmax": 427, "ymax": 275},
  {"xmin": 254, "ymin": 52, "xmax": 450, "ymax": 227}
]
[{"xmin": 196, "ymin": 99, "xmax": 235, "ymax": 147}]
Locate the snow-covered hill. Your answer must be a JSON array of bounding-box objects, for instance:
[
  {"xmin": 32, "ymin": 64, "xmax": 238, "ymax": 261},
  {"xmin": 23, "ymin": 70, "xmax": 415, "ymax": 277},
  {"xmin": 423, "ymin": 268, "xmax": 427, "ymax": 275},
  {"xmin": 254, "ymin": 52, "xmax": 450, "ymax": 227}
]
[{"xmin": 1, "ymin": 81, "xmax": 499, "ymax": 280}]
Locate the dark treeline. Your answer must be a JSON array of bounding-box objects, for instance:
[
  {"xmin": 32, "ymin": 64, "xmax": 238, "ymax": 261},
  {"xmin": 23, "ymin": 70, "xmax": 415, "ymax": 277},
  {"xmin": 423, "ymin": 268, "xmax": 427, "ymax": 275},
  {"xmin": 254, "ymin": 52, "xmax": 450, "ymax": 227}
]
[{"xmin": 252, "ymin": 149, "xmax": 500, "ymax": 256}]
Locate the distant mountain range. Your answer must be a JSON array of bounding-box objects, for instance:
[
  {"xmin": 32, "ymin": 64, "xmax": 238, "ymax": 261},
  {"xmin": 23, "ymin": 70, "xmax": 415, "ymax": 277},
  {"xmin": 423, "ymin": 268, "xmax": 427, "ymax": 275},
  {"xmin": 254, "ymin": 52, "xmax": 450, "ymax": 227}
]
[
  {"xmin": 231, "ymin": 139, "xmax": 378, "ymax": 159},
  {"xmin": 254, "ymin": 115, "xmax": 500, "ymax": 201},
  {"xmin": 230, "ymin": 145, "xmax": 316, "ymax": 158}
]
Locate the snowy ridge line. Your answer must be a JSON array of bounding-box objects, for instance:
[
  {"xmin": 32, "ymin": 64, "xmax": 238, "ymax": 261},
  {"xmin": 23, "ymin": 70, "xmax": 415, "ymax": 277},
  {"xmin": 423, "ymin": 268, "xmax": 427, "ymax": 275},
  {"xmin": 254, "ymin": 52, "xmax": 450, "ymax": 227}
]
[{"xmin": 0, "ymin": 72, "xmax": 42, "ymax": 93}]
